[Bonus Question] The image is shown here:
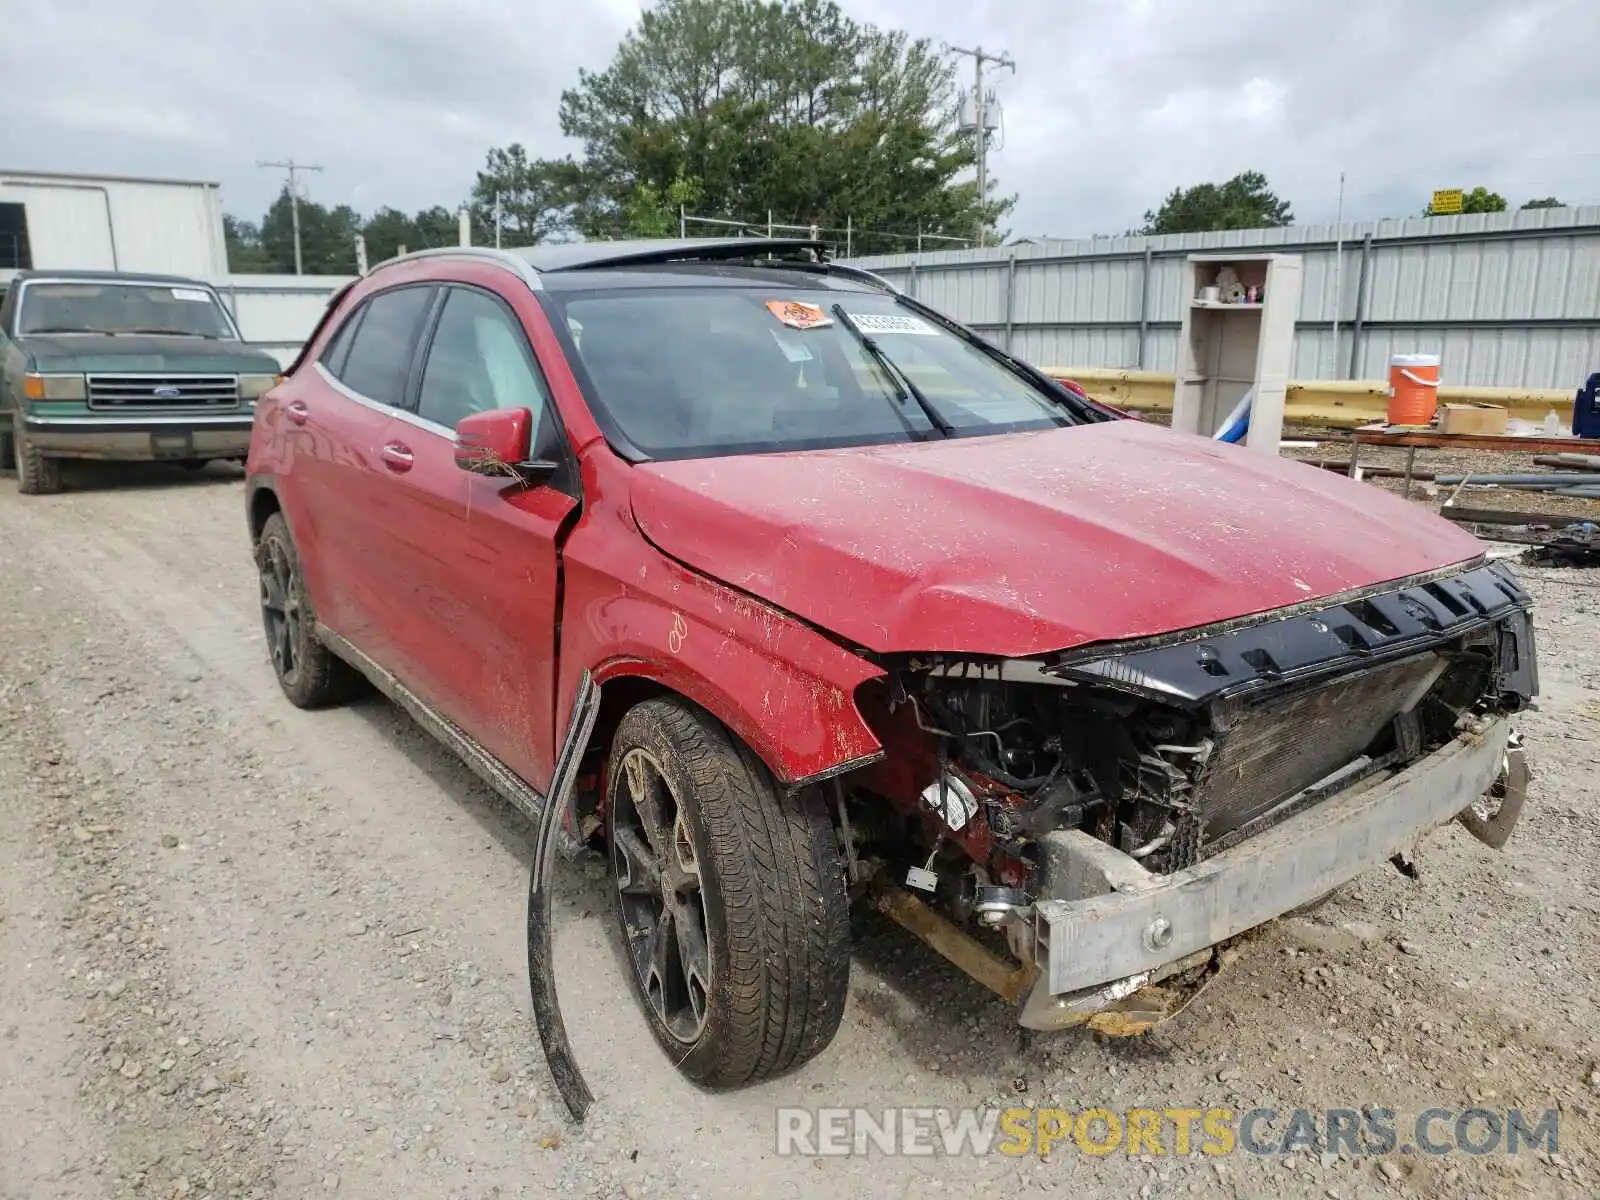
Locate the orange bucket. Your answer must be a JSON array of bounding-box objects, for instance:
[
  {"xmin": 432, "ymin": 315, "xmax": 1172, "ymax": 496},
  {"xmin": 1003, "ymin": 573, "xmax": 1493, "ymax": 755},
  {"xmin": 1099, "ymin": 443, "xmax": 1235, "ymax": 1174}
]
[{"xmin": 1387, "ymin": 353, "xmax": 1440, "ymax": 425}]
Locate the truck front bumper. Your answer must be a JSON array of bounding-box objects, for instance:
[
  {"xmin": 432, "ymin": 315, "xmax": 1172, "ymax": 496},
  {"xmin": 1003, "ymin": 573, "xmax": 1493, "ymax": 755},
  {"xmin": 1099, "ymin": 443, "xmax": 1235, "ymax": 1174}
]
[
  {"xmin": 1025, "ymin": 717, "xmax": 1519, "ymax": 1027},
  {"xmin": 20, "ymin": 413, "xmax": 253, "ymax": 462}
]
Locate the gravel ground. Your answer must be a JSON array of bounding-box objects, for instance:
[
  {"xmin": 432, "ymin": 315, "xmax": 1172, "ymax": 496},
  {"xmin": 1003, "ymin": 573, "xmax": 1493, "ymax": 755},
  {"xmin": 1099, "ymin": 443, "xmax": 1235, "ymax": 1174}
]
[{"xmin": 2, "ymin": 461, "xmax": 1598, "ymax": 1200}]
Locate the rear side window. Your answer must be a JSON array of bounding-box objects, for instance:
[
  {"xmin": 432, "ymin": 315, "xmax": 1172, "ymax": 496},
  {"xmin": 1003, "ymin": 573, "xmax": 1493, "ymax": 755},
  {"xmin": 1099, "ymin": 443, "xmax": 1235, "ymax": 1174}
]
[
  {"xmin": 319, "ymin": 305, "xmax": 363, "ymax": 376},
  {"xmin": 334, "ymin": 286, "xmax": 433, "ymax": 407}
]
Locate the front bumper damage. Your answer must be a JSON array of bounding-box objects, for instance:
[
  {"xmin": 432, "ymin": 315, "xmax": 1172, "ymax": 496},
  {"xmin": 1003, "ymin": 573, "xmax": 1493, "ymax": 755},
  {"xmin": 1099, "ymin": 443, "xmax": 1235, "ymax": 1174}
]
[{"xmin": 1017, "ymin": 716, "xmax": 1526, "ymax": 1031}]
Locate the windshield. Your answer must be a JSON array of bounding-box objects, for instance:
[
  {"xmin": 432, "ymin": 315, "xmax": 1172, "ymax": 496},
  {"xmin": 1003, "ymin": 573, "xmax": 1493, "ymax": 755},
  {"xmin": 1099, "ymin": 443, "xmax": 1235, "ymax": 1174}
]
[
  {"xmin": 553, "ymin": 287, "xmax": 1075, "ymax": 459},
  {"xmin": 18, "ymin": 281, "xmax": 238, "ymax": 339}
]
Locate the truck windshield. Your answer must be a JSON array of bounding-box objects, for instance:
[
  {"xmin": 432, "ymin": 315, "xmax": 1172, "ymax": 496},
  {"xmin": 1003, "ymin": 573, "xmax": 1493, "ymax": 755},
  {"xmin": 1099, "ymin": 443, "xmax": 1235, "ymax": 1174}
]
[
  {"xmin": 18, "ymin": 281, "xmax": 238, "ymax": 339},
  {"xmin": 553, "ymin": 287, "xmax": 1076, "ymax": 460}
]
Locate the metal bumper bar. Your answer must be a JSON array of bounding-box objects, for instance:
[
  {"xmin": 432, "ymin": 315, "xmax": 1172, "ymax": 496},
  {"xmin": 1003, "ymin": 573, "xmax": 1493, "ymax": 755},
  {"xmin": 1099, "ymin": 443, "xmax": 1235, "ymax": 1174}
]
[
  {"xmin": 1034, "ymin": 718, "xmax": 1514, "ymax": 997},
  {"xmin": 21, "ymin": 414, "xmax": 253, "ymax": 460}
]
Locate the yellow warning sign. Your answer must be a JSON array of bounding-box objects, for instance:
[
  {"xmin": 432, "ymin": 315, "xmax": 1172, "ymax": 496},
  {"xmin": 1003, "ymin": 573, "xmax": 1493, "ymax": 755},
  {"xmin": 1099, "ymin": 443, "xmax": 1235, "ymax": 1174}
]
[{"xmin": 1430, "ymin": 189, "xmax": 1464, "ymax": 215}]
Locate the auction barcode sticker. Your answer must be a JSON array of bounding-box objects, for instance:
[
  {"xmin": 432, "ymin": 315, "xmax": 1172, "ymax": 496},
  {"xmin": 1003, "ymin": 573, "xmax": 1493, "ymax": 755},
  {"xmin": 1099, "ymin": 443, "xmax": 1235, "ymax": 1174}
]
[
  {"xmin": 171, "ymin": 287, "xmax": 213, "ymax": 302},
  {"xmin": 846, "ymin": 312, "xmax": 938, "ymax": 336}
]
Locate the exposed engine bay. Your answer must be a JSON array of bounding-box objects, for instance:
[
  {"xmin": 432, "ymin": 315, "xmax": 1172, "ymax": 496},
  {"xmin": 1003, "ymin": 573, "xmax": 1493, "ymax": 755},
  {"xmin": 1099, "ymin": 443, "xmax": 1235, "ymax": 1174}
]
[{"xmin": 842, "ymin": 561, "xmax": 1538, "ymax": 927}]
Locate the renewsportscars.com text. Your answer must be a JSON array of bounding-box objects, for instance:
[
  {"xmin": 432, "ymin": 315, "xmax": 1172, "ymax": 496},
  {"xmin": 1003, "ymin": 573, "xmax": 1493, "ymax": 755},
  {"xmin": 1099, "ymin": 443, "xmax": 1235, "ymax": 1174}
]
[{"xmin": 775, "ymin": 1105, "xmax": 1559, "ymax": 1159}]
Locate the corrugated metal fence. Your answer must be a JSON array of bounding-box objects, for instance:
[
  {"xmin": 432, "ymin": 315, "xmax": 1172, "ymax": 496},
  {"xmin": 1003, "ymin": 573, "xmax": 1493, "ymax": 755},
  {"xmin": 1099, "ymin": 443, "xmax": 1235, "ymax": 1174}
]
[{"xmin": 848, "ymin": 206, "xmax": 1600, "ymax": 390}]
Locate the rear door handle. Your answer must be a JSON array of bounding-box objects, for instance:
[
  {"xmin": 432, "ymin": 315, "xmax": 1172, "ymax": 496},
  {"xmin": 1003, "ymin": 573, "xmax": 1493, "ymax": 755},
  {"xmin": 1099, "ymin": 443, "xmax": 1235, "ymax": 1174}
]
[
  {"xmin": 381, "ymin": 441, "xmax": 414, "ymax": 472},
  {"xmin": 285, "ymin": 400, "xmax": 309, "ymax": 425}
]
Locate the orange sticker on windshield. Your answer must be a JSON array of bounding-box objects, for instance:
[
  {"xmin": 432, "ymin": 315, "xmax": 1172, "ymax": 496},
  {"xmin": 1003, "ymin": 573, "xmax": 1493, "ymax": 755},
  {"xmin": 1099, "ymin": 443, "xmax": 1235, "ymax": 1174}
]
[{"xmin": 766, "ymin": 300, "xmax": 833, "ymax": 330}]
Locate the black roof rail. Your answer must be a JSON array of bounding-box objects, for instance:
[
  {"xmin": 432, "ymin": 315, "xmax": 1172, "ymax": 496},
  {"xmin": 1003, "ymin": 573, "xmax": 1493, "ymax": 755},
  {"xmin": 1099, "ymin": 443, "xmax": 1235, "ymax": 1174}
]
[{"xmin": 509, "ymin": 237, "xmax": 826, "ymax": 273}]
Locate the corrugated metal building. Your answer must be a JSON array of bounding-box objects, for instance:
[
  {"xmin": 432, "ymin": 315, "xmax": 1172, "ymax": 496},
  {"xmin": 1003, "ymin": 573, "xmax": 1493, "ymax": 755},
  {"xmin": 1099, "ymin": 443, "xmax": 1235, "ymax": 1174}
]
[
  {"xmin": 0, "ymin": 168, "xmax": 229, "ymax": 279},
  {"xmin": 850, "ymin": 205, "xmax": 1600, "ymax": 390}
]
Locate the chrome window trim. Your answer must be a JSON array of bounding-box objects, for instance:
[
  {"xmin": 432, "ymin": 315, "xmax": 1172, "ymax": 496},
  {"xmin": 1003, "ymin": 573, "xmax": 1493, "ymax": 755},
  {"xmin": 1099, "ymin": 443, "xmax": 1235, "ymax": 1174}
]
[
  {"xmin": 314, "ymin": 361, "xmax": 454, "ymax": 441},
  {"xmin": 365, "ymin": 247, "xmax": 545, "ymax": 293}
]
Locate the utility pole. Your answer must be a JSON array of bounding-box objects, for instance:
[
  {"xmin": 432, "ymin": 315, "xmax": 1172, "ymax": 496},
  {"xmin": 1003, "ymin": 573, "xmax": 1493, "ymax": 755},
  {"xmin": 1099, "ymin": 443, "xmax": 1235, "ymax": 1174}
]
[
  {"xmin": 948, "ymin": 44, "xmax": 1014, "ymax": 249},
  {"xmin": 257, "ymin": 159, "xmax": 323, "ymax": 275}
]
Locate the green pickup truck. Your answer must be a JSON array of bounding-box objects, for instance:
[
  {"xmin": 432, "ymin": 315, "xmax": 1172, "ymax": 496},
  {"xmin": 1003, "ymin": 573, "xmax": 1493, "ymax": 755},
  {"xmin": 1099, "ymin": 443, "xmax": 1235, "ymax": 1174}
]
[{"xmin": 0, "ymin": 270, "xmax": 283, "ymax": 494}]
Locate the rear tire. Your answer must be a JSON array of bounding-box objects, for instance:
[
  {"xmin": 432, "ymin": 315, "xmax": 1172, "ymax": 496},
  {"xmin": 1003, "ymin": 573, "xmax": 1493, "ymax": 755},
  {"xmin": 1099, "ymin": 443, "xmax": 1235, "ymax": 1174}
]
[
  {"xmin": 14, "ymin": 426, "xmax": 62, "ymax": 495},
  {"xmin": 605, "ymin": 698, "xmax": 850, "ymax": 1088},
  {"xmin": 255, "ymin": 512, "xmax": 365, "ymax": 707}
]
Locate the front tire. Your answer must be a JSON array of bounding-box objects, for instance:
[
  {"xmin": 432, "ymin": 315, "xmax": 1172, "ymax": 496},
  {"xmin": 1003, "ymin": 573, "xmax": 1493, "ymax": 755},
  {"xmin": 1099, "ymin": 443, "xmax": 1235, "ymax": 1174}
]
[
  {"xmin": 605, "ymin": 698, "xmax": 850, "ymax": 1088},
  {"xmin": 14, "ymin": 426, "xmax": 62, "ymax": 495},
  {"xmin": 255, "ymin": 512, "xmax": 365, "ymax": 707}
]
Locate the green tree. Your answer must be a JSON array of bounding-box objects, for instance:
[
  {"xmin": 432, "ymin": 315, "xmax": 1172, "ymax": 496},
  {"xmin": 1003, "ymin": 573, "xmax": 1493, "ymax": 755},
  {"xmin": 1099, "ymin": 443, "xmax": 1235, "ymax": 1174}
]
[
  {"xmin": 361, "ymin": 205, "xmax": 462, "ymax": 263},
  {"xmin": 485, "ymin": 0, "xmax": 1001, "ymax": 252},
  {"xmin": 260, "ymin": 187, "xmax": 362, "ymax": 274},
  {"xmin": 469, "ymin": 145, "xmax": 583, "ymax": 246},
  {"xmin": 222, "ymin": 214, "xmax": 276, "ymax": 273},
  {"xmin": 622, "ymin": 170, "xmax": 704, "ymax": 237},
  {"xmin": 1520, "ymin": 196, "xmax": 1564, "ymax": 210},
  {"xmin": 1139, "ymin": 171, "xmax": 1292, "ymax": 235},
  {"xmin": 1423, "ymin": 185, "xmax": 1507, "ymax": 216}
]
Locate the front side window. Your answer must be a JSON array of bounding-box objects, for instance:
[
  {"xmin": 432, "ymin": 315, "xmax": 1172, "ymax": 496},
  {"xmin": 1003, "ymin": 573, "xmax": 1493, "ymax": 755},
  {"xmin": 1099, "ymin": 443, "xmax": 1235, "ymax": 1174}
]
[
  {"xmin": 553, "ymin": 287, "xmax": 1074, "ymax": 460},
  {"xmin": 334, "ymin": 286, "xmax": 434, "ymax": 407},
  {"xmin": 416, "ymin": 287, "xmax": 550, "ymax": 431},
  {"xmin": 18, "ymin": 280, "xmax": 238, "ymax": 339}
]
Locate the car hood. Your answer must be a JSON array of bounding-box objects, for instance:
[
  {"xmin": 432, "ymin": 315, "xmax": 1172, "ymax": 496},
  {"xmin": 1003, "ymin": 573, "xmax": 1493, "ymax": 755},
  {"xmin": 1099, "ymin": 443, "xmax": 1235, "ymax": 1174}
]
[
  {"xmin": 628, "ymin": 420, "xmax": 1486, "ymax": 657},
  {"xmin": 18, "ymin": 334, "xmax": 279, "ymax": 375}
]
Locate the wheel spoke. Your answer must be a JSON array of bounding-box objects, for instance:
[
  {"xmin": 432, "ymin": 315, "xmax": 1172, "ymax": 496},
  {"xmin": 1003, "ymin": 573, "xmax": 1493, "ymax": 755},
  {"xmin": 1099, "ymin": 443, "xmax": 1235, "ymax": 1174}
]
[
  {"xmin": 623, "ymin": 753, "xmax": 669, "ymax": 852},
  {"xmin": 259, "ymin": 567, "xmax": 286, "ymax": 614},
  {"xmin": 671, "ymin": 812, "xmax": 700, "ymax": 885},
  {"xmin": 645, "ymin": 907, "xmax": 678, "ymax": 1020},
  {"xmin": 611, "ymin": 825, "xmax": 661, "ymax": 895},
  {"xmin": 672, "ymin": 897, "xmax": 711, "ymax": 1026},
  {"xmin": 274, "ymin": 617, "xmax": 293, "ymax": 674}
]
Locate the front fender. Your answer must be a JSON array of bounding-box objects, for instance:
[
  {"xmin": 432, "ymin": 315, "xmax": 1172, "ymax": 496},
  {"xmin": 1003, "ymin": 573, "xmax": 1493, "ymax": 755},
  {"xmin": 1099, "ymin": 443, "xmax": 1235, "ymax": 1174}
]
[{"xmin": 558, "ymin": 534, "xmax": 884, "ymax": 786}]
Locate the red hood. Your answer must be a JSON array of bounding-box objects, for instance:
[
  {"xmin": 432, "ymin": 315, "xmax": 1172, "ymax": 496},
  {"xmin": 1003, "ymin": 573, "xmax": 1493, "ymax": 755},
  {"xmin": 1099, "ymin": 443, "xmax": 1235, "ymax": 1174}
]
[{"xmin": 628, "ymin": 421, "xmax": 1484, "ymax": 657}]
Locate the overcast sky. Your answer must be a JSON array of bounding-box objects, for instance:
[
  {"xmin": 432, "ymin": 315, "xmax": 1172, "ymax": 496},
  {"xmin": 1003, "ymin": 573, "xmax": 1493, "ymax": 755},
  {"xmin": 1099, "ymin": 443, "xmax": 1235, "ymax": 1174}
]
[{"xmin": 5, "ymin": 0, "xmax": 1596, "ymax": 241}]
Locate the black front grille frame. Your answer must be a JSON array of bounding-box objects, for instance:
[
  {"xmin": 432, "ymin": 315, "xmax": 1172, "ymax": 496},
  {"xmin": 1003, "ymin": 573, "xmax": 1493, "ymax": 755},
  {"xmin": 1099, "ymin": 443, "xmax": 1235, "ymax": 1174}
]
[{"xmin": 86, "ymin": 374, "xmax": 241, "ymax": 411}]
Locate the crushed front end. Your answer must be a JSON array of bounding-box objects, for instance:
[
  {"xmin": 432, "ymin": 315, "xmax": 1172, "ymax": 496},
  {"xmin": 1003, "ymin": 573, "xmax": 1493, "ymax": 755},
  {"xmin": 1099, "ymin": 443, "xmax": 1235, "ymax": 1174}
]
[{"xmin": 840, "ymin": 561, "xmax": 1537, "ymax": 1031}]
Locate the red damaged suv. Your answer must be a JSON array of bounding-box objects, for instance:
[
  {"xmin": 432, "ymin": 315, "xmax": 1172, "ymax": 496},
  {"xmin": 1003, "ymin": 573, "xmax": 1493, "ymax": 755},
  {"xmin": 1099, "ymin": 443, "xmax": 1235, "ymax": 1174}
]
[{"xmin": 246, "ymin": 238, "xmax": 1535, "ymax": 1098}]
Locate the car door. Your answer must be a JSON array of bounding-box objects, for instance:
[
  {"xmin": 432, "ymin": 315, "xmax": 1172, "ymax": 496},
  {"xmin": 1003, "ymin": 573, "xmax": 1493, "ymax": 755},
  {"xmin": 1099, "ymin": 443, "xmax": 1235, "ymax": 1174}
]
[
  {"xmin": 290, "ymin": 284, "xmax": 436, "ymax": 656},
  {"xmin": 372, "ymin": 283, "xmax": 577, "ymax": 792}
]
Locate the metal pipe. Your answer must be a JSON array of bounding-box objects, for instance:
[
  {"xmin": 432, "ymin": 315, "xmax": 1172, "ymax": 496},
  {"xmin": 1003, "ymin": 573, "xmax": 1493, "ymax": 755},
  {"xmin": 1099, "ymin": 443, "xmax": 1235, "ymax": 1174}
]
[
  {"xmin": 1003, "ymin": 252, "xmax": 1017, "ymax": 352},
  {"xmin": 1534, "ymin": 454, "xmax": 1600, "ymax": 470},
  {"xmin": 1436, "ymin": 473, "xmax": 1600, "ymax": 485},
  {"xmin": 1347, "ymin": 232, "xmax": 1372, "ymax": 379},
  {"xmin": 1137, "ymin": 244, "xmax": 1152, "ymax": 368}
]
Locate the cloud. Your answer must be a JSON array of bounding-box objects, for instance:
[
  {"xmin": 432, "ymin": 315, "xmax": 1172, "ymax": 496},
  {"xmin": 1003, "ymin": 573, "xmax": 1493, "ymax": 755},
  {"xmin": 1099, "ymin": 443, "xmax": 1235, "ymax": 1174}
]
[{"xmin": 1, "ymin": 0, "xmax": 1595, "ymax": 237}]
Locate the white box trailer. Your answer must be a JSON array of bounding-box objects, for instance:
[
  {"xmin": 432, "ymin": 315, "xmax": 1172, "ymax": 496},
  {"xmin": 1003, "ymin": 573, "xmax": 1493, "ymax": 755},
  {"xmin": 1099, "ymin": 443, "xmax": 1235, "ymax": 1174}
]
[{"xmin": 0, "ymin": 168, "xmax": 229, "ymax": 278}]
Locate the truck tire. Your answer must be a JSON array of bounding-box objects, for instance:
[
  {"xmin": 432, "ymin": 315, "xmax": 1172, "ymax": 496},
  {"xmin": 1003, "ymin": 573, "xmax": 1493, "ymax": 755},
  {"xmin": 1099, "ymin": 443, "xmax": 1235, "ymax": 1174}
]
[
  {"xmin": 605, "ymin": 698, "xmax": 850, "ymax": 1087},
  {"xmin": 255, "ymin": 512, "xmax": 365, "ymax": 707},
  {"xmin": 14, "ymin": 426, "xmax": 63, "ymax": 495}
]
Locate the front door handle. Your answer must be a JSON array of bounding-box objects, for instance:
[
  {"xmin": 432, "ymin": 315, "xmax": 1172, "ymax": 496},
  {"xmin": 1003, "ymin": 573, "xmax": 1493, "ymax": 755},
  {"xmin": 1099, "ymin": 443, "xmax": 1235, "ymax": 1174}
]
[
  {"xmin": 285, "ymin": 400, "xmax": 309, "ymax": 425},
  {"xmin": 381, "ymin": 441, "xmax": 414, "ymax": 472}
]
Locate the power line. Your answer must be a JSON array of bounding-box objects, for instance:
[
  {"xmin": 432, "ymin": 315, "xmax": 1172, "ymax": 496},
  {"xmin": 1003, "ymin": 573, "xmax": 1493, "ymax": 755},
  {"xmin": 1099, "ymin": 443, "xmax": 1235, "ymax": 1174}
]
[
  {"xmin": 947, "ymin": 44, "xmax": 1014, "ymax": 250},
  {"xmin": 257, "ymin": 159, "xmax": 324, "ymax": 275}
]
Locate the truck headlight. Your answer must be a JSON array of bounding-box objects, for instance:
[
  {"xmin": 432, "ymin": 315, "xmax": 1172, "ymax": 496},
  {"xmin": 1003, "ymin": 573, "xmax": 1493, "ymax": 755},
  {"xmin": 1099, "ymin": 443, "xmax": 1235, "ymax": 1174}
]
[
  {"xmin": 239, "ymin": 374, "xmax": 282, "ymax": 402},
  {"xmin": 22, "ymin": 373, "xmax": 87, "ymax": 401}
]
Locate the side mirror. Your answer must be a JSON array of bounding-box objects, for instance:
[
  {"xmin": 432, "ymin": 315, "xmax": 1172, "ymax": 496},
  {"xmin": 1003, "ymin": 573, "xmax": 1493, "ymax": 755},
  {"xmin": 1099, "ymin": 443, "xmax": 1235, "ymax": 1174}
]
[{"xmin": 453, "ymin": 407, "xmax": 559, "ymax": 484}]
